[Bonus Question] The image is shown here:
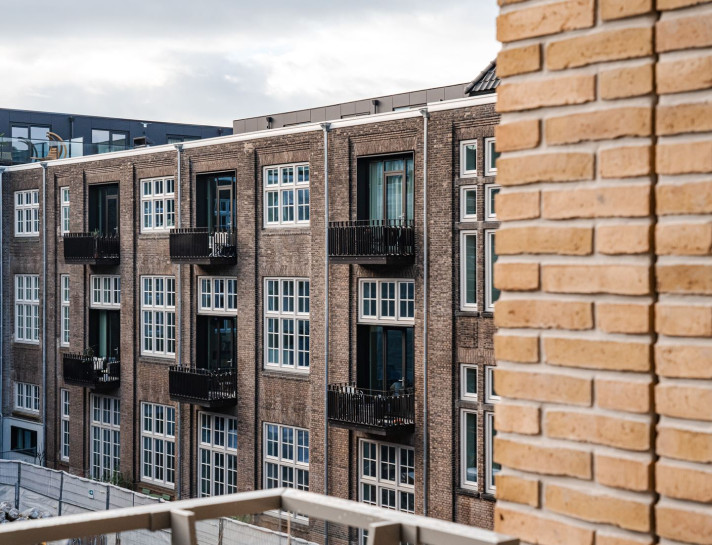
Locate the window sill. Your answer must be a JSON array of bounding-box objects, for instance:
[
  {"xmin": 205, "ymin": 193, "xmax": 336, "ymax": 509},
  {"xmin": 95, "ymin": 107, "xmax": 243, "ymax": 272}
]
[
  {"xmin": 13, "ymin": 235, "xmax": 40, "ymax": 240},
  {"xmin": 455, "ymin": 310, "xmax": 480, "ymax": 318},
  {"xmin": 14, "ymin": 340, "xmax": 40, "ymax": 348},
  {"xmin": 12, "ymin": 409, "xmax": 41, "ymax": 421},
  {"xmin": 139, "ymin": 355, "xmax": 177, "ymax": 366},
  {"xmin": 262, "ymin": 369, "xmax": 311, "ymax": 381},
  {"xmin": 138, "ymin": 232, "xmax": 171, "ymax": 239},
  {"xmin": 482, "ymin": 492, "xmax": 496, "ymax": 502},
  {"xmin": 261, "ymin": 227, "xmax": 311, "ymax": 236},
  {"xmin": 456, "ymin": 487, "xmax": 480, "ymax": 499}
]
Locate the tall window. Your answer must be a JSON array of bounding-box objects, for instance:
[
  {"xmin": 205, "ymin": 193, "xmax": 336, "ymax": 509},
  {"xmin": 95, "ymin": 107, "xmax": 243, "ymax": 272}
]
[
  {"xmin": 364, "ymin": 156, "xmax": 414, "ymax": 223},
  {"xmin": 91, "ymin": 276, "xmax": 121, "ymax": 308},
  {"xmin": 485, "ymin": 412, "xmax": 500, "ymax": 494},
  {"xmin": 90, "ymin": 395, "xmax": 120, "ymax": 481},
  {"xmin": 141, "ymin": 276, "xmax": 176, "ymax": 357},
  {"xmin": 461, "ymin": 410, "xmax": 477, "ymax": 489},
  {"xmin": 485, "ymin": 137, "xmax": 500, "ymax": 176},
  {"xmin": 460, "ymin": 140, "xmax": 477, "ymax": 177},
  {"xmin": 199, "ymin": 277, "xmax": 238, "ymax": 314},
  {"xmin": 460, "ymin": 186, "xmax": 477, "ymax": 221},
  {"xmin": 141, "ymin": 177, "xmax": 175, "ymax": 232},
  {"xmin": 359, "ymin": 440, "xmax": 414, "ymax": 544},
  {"xmin": 485, "ymin": 184, "xmax": 500, "ymax": 221},
  {"xmin": 359, "ymin": 279, "xmax": 414, "ymax": 324},
  {"xmin": 264, "ymin": 423, "xmax": 309, "ymax": 522},
  {"xmin": 485, "ymin": 230, "xmax": 499, "ymax": 312},
  {"xmin": 60, "ymin": 275, "xmax": 70, "ymax": 346},
  {"xmin": 264, "ymin": 278, "xmax": 310, "ymax": 370},
  {"xmin": 15, "ymin": 382, "xmax": 39, "ymax": 413},
  {"xmin": 15, "ymin": 190, "xmax": 39, "ymax": 237},
  {"xmin": 199, "ymin": 413, "xmax": 238, "ymax": 497},
  {"xmin": 60, "ymin": 187, "xmax": 70, "ymax": 234},
  {"xmin": 460, "ymin": 231, "xmax": 477, "ymax": 311},
  {"xmin": 60, "ymin": 390, "xmax": 70, "ymax": 461},
  {"xmin": 15, "ymin": 274, "xmax": 39, "ymax": 343},
  {"xmin": 141, "ymin": 403, "xmax": 176, "ymax": 489},
  {"xmin": 264, "ymin": 163, "xmax": 310, "ymax": 227},
  {"xmin": 485, "ymin": 366, "xmax": 500, "ymax": 404},
  {"xmin": 461, "ymin": 365, "xmax": 477, "ymax": 401}
]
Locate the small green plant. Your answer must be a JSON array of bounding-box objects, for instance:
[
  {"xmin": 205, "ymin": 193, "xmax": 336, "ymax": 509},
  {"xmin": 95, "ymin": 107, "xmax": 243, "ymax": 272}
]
[{"xmin": 103, "ymin": 471, "xmax": 134, "ymax": 491}]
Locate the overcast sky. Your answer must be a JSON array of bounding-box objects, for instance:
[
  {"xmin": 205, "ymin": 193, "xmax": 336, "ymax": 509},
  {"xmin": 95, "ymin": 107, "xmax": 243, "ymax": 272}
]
[{"xmin": 0, "ymin": 1, "xmax": 499, "ymax": 127}]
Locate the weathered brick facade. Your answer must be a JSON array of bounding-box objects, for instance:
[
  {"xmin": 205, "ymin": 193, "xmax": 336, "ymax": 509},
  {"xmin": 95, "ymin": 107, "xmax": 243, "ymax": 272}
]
[
  {"xmin": 494, "ymin": 0, "xmax": 712, "ymax": 544},
  {"xmin": 0, "ymin": 94, "xmax": 500, "ymax": 542}
]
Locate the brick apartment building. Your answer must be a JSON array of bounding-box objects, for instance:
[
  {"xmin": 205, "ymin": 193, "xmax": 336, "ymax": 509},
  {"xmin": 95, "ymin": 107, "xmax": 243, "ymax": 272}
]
[{"xmin": 0, "ymin": 66, "xmax": 502, "ymax": 542}]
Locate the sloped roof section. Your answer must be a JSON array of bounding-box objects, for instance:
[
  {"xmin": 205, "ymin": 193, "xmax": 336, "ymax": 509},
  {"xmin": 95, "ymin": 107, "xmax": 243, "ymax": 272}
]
[{"xmin": 464, "ymin": 61, "xmax": 499, "ymax": 95}]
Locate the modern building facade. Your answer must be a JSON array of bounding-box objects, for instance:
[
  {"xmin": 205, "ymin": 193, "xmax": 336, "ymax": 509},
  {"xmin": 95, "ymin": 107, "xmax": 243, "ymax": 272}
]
[
  {"xmin": 0, "ymin": 108, "xmax": 231, "ymax": 166},
  {"xmin": 0, "ymin": 68, "xmax": 501, "ymax": 542}
]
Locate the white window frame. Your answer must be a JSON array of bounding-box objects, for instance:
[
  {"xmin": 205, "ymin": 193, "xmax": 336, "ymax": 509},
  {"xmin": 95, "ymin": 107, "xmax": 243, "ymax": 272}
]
[
  {"xmin": 358, "ymin": 279, "xmax": 415, "ymax": 325},
  {"xmin": 460, "ymin": 185, "xmax": 477, "ymax": 222},
  {"xmin": 358, "ymin": 439, "xmax": 414, "ymax": 544},
  {"xmin": 485, "ymin": 184, "xmax": 500, "ymax": 221},
  {"xmin": 485, "ymin": 137, "xmax": 498, "ymax": 177},
  {"xmin": 263, "ymin": 423, "xmax": 310, "ymax": 522},
  {"xmin": 60, "ymin": 274, "xmax": 70, "ymax": 346},
  {"xmin": 460, "ymin": 140, "xmax": 477, "ymax": 178},
  {"xmin": 141, "ymin": 276, "xmax": 176, "ymax": 358},
  {"xmin": 90, "ymin": 276, "xmax": 121, "ymax": 308},
  {"xmin": 60, "ymin": 389, "xmax": 70, "ymax": 461},
  {"xmin": 460, "ymin": 231, "xmax": 477, "ymax": 311},
  {"xmin": 485, "ymin": 365, "xmax": 500, "ymax": 404},
  {"xmin": 14, "ymin": 190, "xmax": 39, "ymax": 237},
  {"xmin": 198, "ymin": 277, "xmax": 238, "ymax": 314},
  {"xmin": 198, "ymin": 413, "xmax": 238, "ymax": 497},
  {"xmin": 460, "ymin": 364, "xmax": 478, "ymax": 401},
  {"xmin": 141, "ymin": 177, "xmax": 176, "ymax": 233},
  {"xmin": 461, "ymin": 409, "xmax": 478, "ymax": 490},
  {"xmin": 15, "ymin": 274, "xmax": 40, "ymax": 344},
  {"xmin": 264, "ymin": 278, "xmax": 310, "ymax": 371},
  {"xmin": 263, "ymin": 163, "xmax": 310, "ymax": 227},
  {"xmin": 140, "ymin": 402, "xmax": 176, "ymax": 489},
  {"xmin": 90, "ymin": 395, "xmax": 121, "ymax": 481},
  {"xmin": 485, "ymin": 230, "xmax": 498, "ymax": 312},
  {"xmin": 15, "ymin": 382, "xmax": 40, "ymax": 413},
  {"xmin": 60, "ymin": 187, "xmax": 70, "ymax": 234},
  {"xmin": 485, "ymin": 412, "xmax": 499, "ymax": 494}
]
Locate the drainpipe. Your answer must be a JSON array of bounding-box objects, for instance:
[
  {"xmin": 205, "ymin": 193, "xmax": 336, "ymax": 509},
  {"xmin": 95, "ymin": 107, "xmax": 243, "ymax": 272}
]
[
  {"xmin": 418, "ymin": 109, "xmax": 430, "ymax": 516},
  {"xmin": 320, "ymin": 122, "xmax": 330, "ymax": 544},
  {"xmin": 174, "ymin": 144, "xmax": 183, "ymax": 499},
  {"xmin": 0, "ymin": 166, "xmax": 5, "ymax": 455},
  {"xmin": 40, "ymin": 162, "xmax": 48, "ymax": 466}
]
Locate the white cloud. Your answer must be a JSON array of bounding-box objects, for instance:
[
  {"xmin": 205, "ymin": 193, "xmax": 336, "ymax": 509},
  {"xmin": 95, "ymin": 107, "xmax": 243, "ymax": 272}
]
[{"xmin": 0, "ymin": 1, "xmax": 498, "ymax": 126}]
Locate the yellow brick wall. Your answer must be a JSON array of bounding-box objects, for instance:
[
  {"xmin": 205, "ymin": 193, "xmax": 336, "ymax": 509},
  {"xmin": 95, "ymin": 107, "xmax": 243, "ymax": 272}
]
[{"xmin": 493, "ymin": 1, "xmax": 712, "ymax": 544}]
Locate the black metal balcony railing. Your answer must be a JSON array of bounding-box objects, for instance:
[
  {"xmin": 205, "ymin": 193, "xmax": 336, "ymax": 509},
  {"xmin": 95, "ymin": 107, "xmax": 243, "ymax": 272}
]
[
  {"xmin": 63, "ymin": 233, "xmax": 120, "ymax": 265},
  {"xmin": 327, "ymin": 382, "xmax": 415, "ymax": 436},
  {"xmin": 169, "ymin": 366, "xmax": 237, "ymax": 408},
  {"xmin": 169, "ymin": 228, "xmax": 237, "ymax": 265},
  {"xmin": 328, "ymin": 220, "xmax": 415, "ymax": 265},
  {"xmin": 63, "ymin": 353, "xmax": 120, "ymax": 391}
]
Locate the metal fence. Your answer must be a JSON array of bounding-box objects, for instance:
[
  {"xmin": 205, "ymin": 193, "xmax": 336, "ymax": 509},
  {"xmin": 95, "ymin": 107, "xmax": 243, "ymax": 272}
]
[{"xmin": 0, "ymin": 460, "xmax": 315, "ymax": 545}]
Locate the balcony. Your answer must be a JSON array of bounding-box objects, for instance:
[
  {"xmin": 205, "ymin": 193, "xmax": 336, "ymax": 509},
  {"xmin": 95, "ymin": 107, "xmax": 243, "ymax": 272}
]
[
  {"xmin": 327, "ymin": 383, "xmax": 415, "ymax": 436},
  {"xmin": 169, "ymin": 228, "xmax": 236, "ymax": 265},
  {"xmin": 169, "ymin": 366, "xmax": 237, "ymax": 408},
  {"xmin": 63, "ymin": 233, "xmax": 120, "ymax": 265},
  {"xmin": 328, "ymin": 220, "xmax": 415, "ymax": 265},
  {"xmin": 62, "ymin": 353, "xmax": 120, "ymax": 391}
]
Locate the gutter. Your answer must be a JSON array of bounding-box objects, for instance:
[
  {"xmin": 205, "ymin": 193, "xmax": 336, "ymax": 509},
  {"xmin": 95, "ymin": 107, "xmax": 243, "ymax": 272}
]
[
  {"xmin": 320, "ymin": 122, "xmax": 331, "ymax": 544},
  {"xmin": 419, "ymin": 109, "xmax": 430, "ymax": 516},
  {"xmin": 40, "ymin": 162, "xmax": 48, "ymax": 465},
  {"xmin": 0, "ymin": 166, "xmax": 5, "ymax": 455},
  {"xmin": 174, "ymin": 144, "xmax": 183, "ymax": 499}
]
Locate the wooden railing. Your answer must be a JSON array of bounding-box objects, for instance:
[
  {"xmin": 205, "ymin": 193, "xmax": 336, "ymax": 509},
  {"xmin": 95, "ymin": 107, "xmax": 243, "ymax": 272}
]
[
  {"xmin": 169, "ymin": 366, "xmax": 237, "ymax": 407},
  {"xmin": 63, "ymin": 233, "xmax": 120, "ymax": 264},
  {"xmin": 63, "ymin": 353, "xmax": 120, "ymax": 390},
  {"xmin": 169, "ymin": 228, "xmax": 236, "ymax": 264},
  {"xmin": 328, "ymin": 220, "xmax": 415, "ymax": 264},
  {"xmin": 327, "ymin": 382, "xmax": 415, "ymax": 434}
]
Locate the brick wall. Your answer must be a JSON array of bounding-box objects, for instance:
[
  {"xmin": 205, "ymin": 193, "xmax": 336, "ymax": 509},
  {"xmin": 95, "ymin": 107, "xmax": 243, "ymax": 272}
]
[{"xmin": 493, "ymin": 1, "xmax": 712, "ymax": 544}]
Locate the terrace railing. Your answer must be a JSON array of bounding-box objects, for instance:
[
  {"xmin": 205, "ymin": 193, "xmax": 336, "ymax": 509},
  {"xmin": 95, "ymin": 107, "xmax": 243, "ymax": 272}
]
[
  {"xmin": 328, "ymin": 219, "xmax": 415, "ymax": 265},
  {"xmin": 63, "ymin": 233, "xmax": 120, "ymax": 265},
  {"xmin": 169, "ymin": 366, "xmax": 237, "ymax": 408},
  {"xmin": 169, "ymin": 228, "xmax": 236, "ymax": 265},
  {"xmin": 327, "ymin": 382, "xmax": 415, "ymax": 436},
  {"xmin": 63, "ymin": 353, "xmax": 120, "ymax": 391}
]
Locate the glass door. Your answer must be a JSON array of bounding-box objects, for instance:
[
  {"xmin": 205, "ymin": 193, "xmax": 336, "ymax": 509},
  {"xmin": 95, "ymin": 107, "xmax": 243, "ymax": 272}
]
[
  {"xmin": 198, "ymin": 316, "xmax": 236, "ymax": 370},
  {"xmin": 215, "ymin": 185, "xmax": 233, "ymax": 231},
  {"xmin": 366, "ymin": 157, "xmax": 414, "ymax": 223},
  {"xmin": 363, "ymin": 326, "xmax": 414, "ymax": 392}
]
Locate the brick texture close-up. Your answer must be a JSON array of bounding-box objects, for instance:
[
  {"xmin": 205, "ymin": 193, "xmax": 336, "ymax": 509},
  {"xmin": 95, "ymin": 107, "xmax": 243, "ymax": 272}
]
[{"xmin": 493, "ymin": 1, "xmax": 712, "ymax": 545}]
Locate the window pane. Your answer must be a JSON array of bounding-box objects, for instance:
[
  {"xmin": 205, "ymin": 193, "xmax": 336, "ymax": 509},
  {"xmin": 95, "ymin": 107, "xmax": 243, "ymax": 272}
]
[{"xmin": 464, "ymin": 144, "xmax": 476, "ymax": 173}]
